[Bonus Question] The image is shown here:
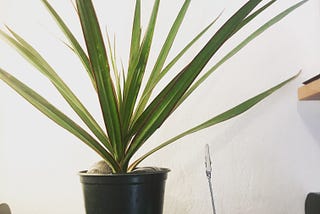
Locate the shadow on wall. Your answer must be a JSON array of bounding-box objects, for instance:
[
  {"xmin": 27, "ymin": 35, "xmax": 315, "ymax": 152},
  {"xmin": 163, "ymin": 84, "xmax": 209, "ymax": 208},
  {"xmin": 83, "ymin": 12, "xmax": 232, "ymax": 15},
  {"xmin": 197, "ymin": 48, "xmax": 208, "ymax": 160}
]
[{"xmin": 297, "ymin": 102, "xmax": 320, "ymax": 143}]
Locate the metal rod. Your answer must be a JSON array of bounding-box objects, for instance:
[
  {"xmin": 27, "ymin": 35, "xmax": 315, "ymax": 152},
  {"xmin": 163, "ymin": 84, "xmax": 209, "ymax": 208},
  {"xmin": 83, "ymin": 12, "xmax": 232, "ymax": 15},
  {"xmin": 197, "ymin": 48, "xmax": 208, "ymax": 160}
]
[
  {"xmin": 207, "ymin": 177, "xmax": 217, "ymax": 214},
  {"xmin": 205, "ymin": 144, "xmax": 217, "ymax": 214}
]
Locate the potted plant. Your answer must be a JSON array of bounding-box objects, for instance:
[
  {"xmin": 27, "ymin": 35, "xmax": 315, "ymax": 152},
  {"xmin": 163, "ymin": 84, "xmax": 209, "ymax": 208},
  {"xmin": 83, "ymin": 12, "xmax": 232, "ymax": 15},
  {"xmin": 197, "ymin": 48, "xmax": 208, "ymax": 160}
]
[{"xmin": 0, "ymin": 0, "xmax": 307, "ymax": 213}]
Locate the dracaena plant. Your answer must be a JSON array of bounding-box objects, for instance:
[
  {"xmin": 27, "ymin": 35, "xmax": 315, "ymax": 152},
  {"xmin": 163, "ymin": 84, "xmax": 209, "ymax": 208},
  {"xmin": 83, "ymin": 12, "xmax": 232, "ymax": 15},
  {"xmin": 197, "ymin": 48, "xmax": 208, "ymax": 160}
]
[{"xmin": 0, "ymin": 0, "xmax": 307, "ymax": 173}]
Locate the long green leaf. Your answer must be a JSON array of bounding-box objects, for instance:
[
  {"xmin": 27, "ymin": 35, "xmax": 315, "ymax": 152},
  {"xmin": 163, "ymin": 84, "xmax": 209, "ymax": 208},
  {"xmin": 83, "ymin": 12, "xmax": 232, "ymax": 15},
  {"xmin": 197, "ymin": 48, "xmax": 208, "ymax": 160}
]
[
  {"xmin": 0, "ymin": 68, "xmax": 120, "ymax": 172},
  {"xmin": 128, "ymin": 0, "xmax": 141, "ymax": 71},
  {"xmin": 120, "ymin": 0, "xmax": 141, "ymax": 136},
  {"xmin": 125, "ymin": 0, "xmax": 264, "ymax": 165},
  {"xmin": 234, "ymin": 0, "xmax": 276, "ymax": 35},
  {"xmin": 180, "ymin": 0, "xmax": 308, "ymax": 107},
  {"xmin": 105, "ymin": 30, "xmax": 122, "ymax": 104},
  {"xmin": 76, "ymin": 0, "xmax": 123, "ymax": 161},
  {"xmin": 121, "ymin": 0, "xmax": 160, "ymax": 136},
  {"xmin": 133, "ymin": 0, "xmax": 191, "ymax": 119},
  {"xmin": 132, "ymin": 13, "xmax": 222, "ymax": 122},
  {"xmin": 41, "ymin": 0, "xmax": 96, "ymax": 91},
  {"xmin": 0, "ymin": 28, "xmax": 113, "ymax": 153},
  {"xmin": 128, "ymin": 71, "xmax": 300, "ymax": 171}
]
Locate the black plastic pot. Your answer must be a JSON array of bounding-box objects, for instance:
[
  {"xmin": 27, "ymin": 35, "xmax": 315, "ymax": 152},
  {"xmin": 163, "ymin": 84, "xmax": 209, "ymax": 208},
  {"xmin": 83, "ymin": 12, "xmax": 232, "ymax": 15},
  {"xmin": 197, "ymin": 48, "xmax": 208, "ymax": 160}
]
[{"xmin": 79, "ymin": 168, "xmax": 170, "ymax": 214}]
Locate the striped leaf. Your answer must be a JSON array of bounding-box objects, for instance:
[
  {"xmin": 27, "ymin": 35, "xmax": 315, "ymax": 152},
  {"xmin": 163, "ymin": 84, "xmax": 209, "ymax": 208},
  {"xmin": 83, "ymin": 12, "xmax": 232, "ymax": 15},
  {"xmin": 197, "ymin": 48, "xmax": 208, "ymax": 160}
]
[
  {"xmin": 76, "ymin": 0, "xmax": 123, "ymax": 161},
  {"xmin": 121, "ymin": 0, "xmax": 160, "ymax": 136},
  {"xmin": 124, "ymin": 0, "xmax": 264, "ymax": 165},
  {"xmin": 133, "ymin": 0, "xmax": 191, "ymax": 119},
  {"xmin": 128, "ymin": 71, "xmax": 300, "ymax": 171},
  {"xmin": 0, "ymin": 68, "xmax": 120, "ymax": 172},
  {"xmin": 179, "ymin": 0, "xmax": 308, "ymax": 107},
  {"xmin": 0, "ymin": 28, "xmax": 112, "ymax": 153},
  {"xmin": 41, "ymin": 0, "xmax": 96, "ymax": 91},
  {"xmin": 132, "ymin": 13, "xmax": 222, "ymax": 122}
]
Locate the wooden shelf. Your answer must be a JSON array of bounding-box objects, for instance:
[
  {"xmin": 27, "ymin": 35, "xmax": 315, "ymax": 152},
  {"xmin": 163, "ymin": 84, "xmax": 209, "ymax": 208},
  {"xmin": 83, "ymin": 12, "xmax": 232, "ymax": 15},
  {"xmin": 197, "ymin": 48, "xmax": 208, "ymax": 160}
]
[{"xmin": 298, "ymin": 78, "xmax": 320, "ymax": 100}]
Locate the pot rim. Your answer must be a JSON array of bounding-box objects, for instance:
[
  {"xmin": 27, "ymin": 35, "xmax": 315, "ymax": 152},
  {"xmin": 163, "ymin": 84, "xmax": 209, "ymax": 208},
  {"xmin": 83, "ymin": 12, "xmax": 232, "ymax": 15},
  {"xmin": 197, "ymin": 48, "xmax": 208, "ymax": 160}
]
[{"xmin": 78, "ymin": 167, "xmax": 170, "ymax": 177}]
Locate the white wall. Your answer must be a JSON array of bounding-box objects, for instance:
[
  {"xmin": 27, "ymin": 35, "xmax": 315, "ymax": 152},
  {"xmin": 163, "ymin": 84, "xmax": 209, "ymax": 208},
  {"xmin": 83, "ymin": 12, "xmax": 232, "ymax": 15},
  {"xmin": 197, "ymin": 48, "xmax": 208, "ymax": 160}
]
[{"xmin": 0, "ymin": 0, "xmax": 319, "ymax": 213}]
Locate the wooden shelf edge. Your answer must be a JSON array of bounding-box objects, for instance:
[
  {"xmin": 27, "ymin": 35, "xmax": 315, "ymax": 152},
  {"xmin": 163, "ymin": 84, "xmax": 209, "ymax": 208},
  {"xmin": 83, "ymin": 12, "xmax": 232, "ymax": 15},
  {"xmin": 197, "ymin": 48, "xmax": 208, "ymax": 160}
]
[{"xmin": 298, "ymin": 78, "xmax": 320, "ymax": 100}]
